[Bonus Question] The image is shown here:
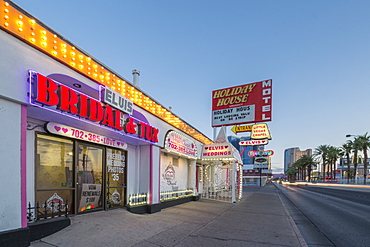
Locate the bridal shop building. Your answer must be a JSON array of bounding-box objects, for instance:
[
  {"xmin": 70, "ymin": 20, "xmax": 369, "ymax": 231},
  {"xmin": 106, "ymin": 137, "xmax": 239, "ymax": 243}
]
[{"xmin": 0, "ymin": 1, "xmax": 227, "ymax": 246}]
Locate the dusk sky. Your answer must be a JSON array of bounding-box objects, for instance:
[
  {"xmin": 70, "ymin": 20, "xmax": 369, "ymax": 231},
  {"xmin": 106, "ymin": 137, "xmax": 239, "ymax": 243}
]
[{"xmin": 13, "ymin": 0, "xmax": 370, "ymax": 173}]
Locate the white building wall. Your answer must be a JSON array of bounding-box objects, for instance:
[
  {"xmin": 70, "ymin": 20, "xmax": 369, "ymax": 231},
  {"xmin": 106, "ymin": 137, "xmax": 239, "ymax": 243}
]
[
  {"xmin": 138, "ymin": 146, "xmax": 151, "ymax": 196},
  {"xmin": 151, "ymin": 146, "xmax": 161, "ymax": 204},
  {"xmin": 0, "ymin": 30, "xmax": 99, "ymax": 105},
  {"xmin": 126, "ymin": 144, "xmax": 138, "ymax": 197},
  {"xmin": 0, "ymin": 98, "xmax": 22, "ymax": 231},
  {"xmin": 160, "ymin": 154, "xmax": 189, "ymax": 191}
]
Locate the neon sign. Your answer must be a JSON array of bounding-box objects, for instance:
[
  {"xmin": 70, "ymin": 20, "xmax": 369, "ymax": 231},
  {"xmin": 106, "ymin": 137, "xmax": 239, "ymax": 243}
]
[
  {"xmin": 164, "ymin": 130, "xmax": 198, "ymax": 159},
  {"xmin": 102, "ymin": 87, "xmax": 133, "ymax": 115},
  {"xmin": 28, "ymin": 71, "xmax": 158, "ymax": 143},
  {"xmin": 248, "ymin": 150, "xmax": 274, "ymax": 157},
  {"xmin": 239, "ymin": 140, "xmax": 268, "ymax": 146}
]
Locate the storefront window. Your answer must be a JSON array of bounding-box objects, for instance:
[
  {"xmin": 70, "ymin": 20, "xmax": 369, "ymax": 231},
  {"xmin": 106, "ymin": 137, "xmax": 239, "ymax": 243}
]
[
  {"xmin": 36, "ymin": 133, "xmax": 126, "ymax": 214},
  {"xmin": 106, "ymin": 148, "xmax": 126, "ymax": 208},
  {"xmin": 36, "ymin": 134, "xmax": 74, "ymax": 215}
]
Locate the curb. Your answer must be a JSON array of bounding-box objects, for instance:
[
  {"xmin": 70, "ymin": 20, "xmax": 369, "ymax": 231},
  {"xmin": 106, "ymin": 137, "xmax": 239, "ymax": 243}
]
[{"xmin": 275, "ymin": 186, "xmax": 308, "ymax": 247}]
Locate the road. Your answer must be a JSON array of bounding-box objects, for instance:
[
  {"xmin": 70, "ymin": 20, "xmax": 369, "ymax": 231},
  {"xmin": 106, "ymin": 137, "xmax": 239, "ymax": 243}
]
[{"xmin": 276, "ymin": 183, "xmax": 370, "ymax": 247}]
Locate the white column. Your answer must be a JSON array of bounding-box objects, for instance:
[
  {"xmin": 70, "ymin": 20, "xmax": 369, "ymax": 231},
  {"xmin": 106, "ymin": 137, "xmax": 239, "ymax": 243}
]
[
  {"xmin": 150, "ymin": 145, "xmax": 161, "ymax": 204},
  {"xmin": 232, "ymin": 160, "xmax": 236, "ymax": 203},
  {"xmin": 188, "ymin": 159, "xmax": 197, "ymax": 193}
]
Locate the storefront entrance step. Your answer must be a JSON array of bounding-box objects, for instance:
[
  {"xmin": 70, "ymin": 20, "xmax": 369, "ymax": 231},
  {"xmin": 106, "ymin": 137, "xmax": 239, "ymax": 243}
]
[
  {"xmin": 28, "ymin": 217, "xmax": 70, "ymax": 242},
  {"xmin": 0, "ymin": 227, "xmax": 29, "ymax": 247},
  {"xmin": 127, "ymin": 204, "xmax": 148, "ymax": 214},
  {"xmin": 147, "ymin": 203, "xmax": 162, "ymax": 214}
]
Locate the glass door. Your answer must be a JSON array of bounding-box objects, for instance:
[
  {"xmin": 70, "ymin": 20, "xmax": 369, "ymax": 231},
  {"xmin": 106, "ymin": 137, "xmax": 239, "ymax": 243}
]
[{"xmin": 77, "ymin": 143, "xmax": 104, "ymax": 213}]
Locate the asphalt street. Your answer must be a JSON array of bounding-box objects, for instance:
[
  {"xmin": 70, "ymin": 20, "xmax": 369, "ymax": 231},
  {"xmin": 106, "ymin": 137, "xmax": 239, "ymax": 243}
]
[{"xmin": 278, "ymin": 183, "xmax": 370, "ymax": 247}]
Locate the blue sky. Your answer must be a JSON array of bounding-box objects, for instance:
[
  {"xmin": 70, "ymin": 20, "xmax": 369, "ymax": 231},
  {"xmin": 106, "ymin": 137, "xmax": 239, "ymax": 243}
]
[{"xmin": 12, "ymin": 0, "xmax": 370, "ymax": 173}]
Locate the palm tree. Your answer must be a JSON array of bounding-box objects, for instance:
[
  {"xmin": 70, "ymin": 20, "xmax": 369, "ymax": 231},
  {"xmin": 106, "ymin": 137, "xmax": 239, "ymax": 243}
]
[
  {"xmin": 286, "ymin": 165, "xmax": 298, "ymax": 182},
  {"xmin": 292, "ymin": 161, "xmax": 300, "ymax": 180},
  {"xmin": 299, "ymin": 155, "xmax": 317, "ymax": 182},
  {"xmin": 314, "ymin": 145, "xmax": 330, "ymax": 182},
  {"xmin": 294, "ymin": 159, "xmax": 305, "ymax": 181},
  {"xmin": 341, "ymin": 141, "xmax": 353, "ymax": 183},
  {"xmin": 352, "ymin": 137, "xmax": 362, "ymax": 183},
  {"xmin": 327, "ymin": 146, "xmax": 342, "ymax": 180},
  {"xmin": 357, "ymin": 133, "xmax": 370, "ymax": 184}
]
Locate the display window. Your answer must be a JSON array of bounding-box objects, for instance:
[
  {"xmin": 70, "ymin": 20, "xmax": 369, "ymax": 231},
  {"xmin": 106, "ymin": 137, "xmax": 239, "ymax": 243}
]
[
  {"xmin": 35, "ymin": 133, "xmax": 127, "ymax": 216},
  {"xmin": 36, "ymin": 134, "xmax": 75, "ymax": 215},
  {"xmin": 106, "ymin": 148, "xmax": 126, "ymax": 208}
]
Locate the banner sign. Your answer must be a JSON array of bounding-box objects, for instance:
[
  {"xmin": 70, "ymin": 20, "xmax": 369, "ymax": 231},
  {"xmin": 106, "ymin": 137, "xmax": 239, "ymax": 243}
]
[
  {"xmin": 79, "ymin": 184, "xmax": 102, "ymax": 212},
  {"xmin": 164, "ymin": 130, "xmax": 198, "ymax": 159},
  {"xmin": 251, "ymin": 123, "xmax": 271, "ymax": 140},
  {"xmin": 46, "ymin": 122, "xmax": 128, "ymax": 149},
  {"xmin": 212, "ymin": 79, "xmax": 272, "ymax": 127},
  {"xmin": 201, "ymin": 143, "xmax": 234, "ymax": 160},
  {"xmin": 239, "ymin": 140, "xmax": 268, "ymax": 146}
]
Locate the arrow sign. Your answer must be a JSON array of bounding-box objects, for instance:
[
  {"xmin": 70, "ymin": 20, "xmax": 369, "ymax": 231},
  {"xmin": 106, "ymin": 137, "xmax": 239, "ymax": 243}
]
[{"xmin": 231, "ymin": 124, "xmax": 253, "ymax": 134}]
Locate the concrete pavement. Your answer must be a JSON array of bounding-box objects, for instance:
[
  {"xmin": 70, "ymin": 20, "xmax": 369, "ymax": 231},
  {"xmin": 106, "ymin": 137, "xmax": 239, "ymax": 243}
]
[{"xmin": 30, "ymin": 184, "xmax": 306, "ymax": 247}]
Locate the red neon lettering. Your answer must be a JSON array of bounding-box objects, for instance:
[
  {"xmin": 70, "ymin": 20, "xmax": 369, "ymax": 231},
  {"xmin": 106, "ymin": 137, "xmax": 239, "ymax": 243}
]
[
  {"xmin": 35, "ymin": 73, "xmax": 59, "ymax": 106},
  {"xmin": 58, "ymin": 84, "xmax": 79, "ymax": 114},
  {"xmin": 89, "ymin": 99, "xmax": 104, "ymax": 122},
  {"xmin": 145, "ymin": 125, "xmax": 153, "ymax": 141},
  {"xmin": 101, "ymin": 105, "xmax": 116, "ymax": 128},
  {"xmin": 137, "ymin": 121, "xmax": 147, "ymax": 138},
  {"xmin": 114, "ymin": 110, "xmax": 123, "ymax": 130},
  {"xmin": 32, "ymin": 73, "xmax": 159, "ymax": 143},
  {"xmin": 151, "ymin": 128, "xmax": 159, "ymax": 143},
  {"xmin": 124, "ymin": 117, "xmax": 137, "ymax": 134},
  {"xmin": 78, "ymin": 94, "xmax": 89, "ymax": 118}
]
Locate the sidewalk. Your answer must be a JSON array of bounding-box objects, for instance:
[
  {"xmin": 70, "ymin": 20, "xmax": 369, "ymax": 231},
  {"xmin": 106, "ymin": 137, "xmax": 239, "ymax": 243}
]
[{"xmin": 30, "ymin": 184, "xmax": 306, "ymax": 247}]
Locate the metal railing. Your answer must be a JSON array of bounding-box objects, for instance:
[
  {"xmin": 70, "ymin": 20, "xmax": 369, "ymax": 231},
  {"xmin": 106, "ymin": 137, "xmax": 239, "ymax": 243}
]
[
  {"xmin": 27, "ymin": 200, "xmax": 69, "ymax": 223},
  {"xmin": 160, "ymin": 189, "xmax": 194, "ymax": 202},
  {"xmin": 128, "ymin": 193, "xmax": 147, "ymax": 206},
  {"xmin": 201, "ymin": 186, "xmax": 233, "ymax": 202}
]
